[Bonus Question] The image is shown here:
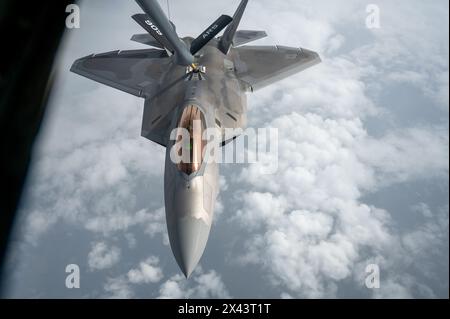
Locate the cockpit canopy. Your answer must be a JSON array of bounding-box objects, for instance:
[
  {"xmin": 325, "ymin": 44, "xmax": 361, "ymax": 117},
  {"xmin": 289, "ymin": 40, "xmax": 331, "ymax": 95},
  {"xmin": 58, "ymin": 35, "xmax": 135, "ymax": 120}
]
[{"xmin": 176, "ymin": 105, "xmax": 206, "ymax": 175}]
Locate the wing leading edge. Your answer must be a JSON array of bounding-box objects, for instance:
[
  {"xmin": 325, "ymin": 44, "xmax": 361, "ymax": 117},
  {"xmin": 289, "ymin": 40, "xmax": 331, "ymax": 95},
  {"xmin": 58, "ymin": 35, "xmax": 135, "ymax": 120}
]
[
  {"xmin": 233, "ymin": 46, "xmax": 321, "ymax": 91},
  {"xmin": 70, "ymin": 48, "xmax": 169, "ymax": 98}
]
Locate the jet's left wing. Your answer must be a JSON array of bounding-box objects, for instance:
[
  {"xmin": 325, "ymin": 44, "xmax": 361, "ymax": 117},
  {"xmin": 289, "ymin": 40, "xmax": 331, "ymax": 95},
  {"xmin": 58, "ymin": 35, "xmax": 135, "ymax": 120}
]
[
  {"xmin": 71, "ymin": 48, "xmax": 169, "ymax": 98},
  {"xmin": 233, "ymin": 46, "xmax": 321, "ymax": 91}
]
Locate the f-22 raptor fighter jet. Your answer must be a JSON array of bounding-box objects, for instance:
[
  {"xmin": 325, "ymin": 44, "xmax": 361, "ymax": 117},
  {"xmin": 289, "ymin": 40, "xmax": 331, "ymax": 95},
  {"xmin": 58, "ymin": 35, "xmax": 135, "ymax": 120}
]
[{"xmin": 71, "ymin": 0, "xmax": 321, "ymax": 278}]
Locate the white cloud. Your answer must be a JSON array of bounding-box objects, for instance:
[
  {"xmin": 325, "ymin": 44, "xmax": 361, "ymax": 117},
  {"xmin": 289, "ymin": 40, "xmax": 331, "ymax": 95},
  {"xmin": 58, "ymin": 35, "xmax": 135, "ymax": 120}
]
[
  {"xmin": 158, "ymin": 268, "xmax": 231, "ymax": 299},
  {"xmin": 373, "ymin": 279, "xmax": 414, "ymax": 299},
  {"xmin": 84, "ymin": 208, "xmax": 166, "ymax": 237},
  {"xmin": 248, "ymin": 58, "xmax": 378, "ymax": 124},
  {"xmin": 357, "ymin": 127, "xmax": 449, "ymax": 186},
  {"xmin": 103, "ymin": 255, "xmax": 164, "ymax": 299},
  {"xmin": 239, "ymin": 113, "xmax": 376, "ymax": 207},
  {"xmin": 25, "ymin": 210, "xmax": 59, "ymax": 243},
  {"xmin": 104, "ymin": 276, "xmax": 134, "ymax": 299},
  {"xmin": 234, "ymin": 192, "xmax": 288, "ymax": 230},
  {"xmin": 127, "ymin": 257, "xmax": 164, "ymax": 284},
  {"xmin": 158, "ymin": 276, "xmax": 186, "ymax": 299},
  {"xmin": 401, "ymin": 204, "xmax": 449, "ymax": 259},
  {"xmin": 88, "ymin": 242, "xmax": 121, "ymax": 271},
  {"xmin": 411, "ymin": 202, "xmax": 433, "ymax": 219},
  {"xmin": 102, "ymin": 260, "xmax": 230, "ymax": 300},
  {"xmin": 349, "ymin": 1, "xmax": 449, "ymax": 112},
  {"xmin": 231, "ymin": 94, "xmax": 447, "ymax": 298},
  {"xmin": 223, "ymin": 0, "xmax": 449, "ymax": 298}
]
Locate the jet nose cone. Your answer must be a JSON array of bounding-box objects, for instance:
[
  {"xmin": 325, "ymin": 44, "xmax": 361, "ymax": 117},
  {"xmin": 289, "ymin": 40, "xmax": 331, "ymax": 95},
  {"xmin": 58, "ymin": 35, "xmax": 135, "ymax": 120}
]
[{"xmin": 171, "ymin": 217, "xmax": 211, "ymax": 279}]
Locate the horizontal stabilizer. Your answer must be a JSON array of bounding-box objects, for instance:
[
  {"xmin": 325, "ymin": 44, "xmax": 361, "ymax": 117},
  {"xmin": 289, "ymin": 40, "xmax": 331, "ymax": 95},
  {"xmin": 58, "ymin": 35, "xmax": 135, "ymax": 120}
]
[
  {"xmin": 131, "ymin": 33, "xmax": 164, "ymax": 49},
  {"xmin": 233, "ymin": 30, "xmax": 267, "ymax": 47}
]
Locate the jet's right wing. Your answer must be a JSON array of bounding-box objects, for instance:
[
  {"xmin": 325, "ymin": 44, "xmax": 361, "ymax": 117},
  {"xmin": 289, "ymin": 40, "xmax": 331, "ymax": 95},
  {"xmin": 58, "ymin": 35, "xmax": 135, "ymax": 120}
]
[
  {"xmin": 234, "ymin": 46, "xmax": 321, "ymax": 91},
  {"xmin": 71, "ymin": 48, "xmax": 169, "ymax": 98}
]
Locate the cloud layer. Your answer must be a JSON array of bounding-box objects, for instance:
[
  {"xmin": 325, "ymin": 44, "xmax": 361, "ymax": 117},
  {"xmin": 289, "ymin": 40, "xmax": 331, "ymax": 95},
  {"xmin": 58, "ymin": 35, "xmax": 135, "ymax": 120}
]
[{"xmin": 4, "ymin": 0, "xmax": 448, "ymax": 299}]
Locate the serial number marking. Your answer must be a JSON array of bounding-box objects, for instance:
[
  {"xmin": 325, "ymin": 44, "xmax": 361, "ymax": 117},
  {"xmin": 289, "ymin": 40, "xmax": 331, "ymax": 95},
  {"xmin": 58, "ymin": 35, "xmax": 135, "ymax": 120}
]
[
  {"xmin": 221, "ymin": 303, "xmax": 271, "ymax": 315},
  {"xmin": 178, "ymin": 303, "xmax": 271, "ymax": 317},
  {"xmin": 144, "ymin": 19, "xmax": 163, "ymax": 36}
]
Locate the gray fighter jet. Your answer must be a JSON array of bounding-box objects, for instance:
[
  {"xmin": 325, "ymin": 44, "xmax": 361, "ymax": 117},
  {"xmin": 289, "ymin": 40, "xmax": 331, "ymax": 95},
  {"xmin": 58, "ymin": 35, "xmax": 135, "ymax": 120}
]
[{"xmin": 71, "ymin": 0, "xmax": 321, "ymax": 278}]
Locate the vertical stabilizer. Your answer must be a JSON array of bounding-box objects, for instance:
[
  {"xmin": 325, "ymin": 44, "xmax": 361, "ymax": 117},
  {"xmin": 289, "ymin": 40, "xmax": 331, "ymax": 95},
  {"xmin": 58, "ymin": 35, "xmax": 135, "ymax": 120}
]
[{"xmin": 218, "ymin": 0, "xmax": 249, "ymax": 54}]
